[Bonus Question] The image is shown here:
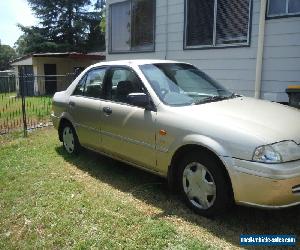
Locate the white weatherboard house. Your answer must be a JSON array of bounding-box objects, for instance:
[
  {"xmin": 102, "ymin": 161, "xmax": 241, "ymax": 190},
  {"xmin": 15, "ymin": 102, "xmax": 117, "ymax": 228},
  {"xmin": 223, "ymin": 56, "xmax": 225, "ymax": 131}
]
[{"xmin": 106, "ymin": 0, "xmax": 300, "ymax": 102}]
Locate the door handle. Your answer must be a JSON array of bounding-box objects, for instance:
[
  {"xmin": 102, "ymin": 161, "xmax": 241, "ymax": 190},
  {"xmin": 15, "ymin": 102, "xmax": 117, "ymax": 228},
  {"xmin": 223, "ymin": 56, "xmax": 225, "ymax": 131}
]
[
  {"xmin": 103, "ymin": 106, "xmax": 112, "ymax": 115},
  {"xmin": 69, "ymin": 101, "xmax": 75, "ymax": 107}
]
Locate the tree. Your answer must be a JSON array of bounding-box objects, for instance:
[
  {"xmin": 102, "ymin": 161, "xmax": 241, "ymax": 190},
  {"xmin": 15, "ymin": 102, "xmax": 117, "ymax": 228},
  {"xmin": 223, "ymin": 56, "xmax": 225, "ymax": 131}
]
[
  {"xmin": 15, "ymin": 0, "xmax": 106, "ymax": 55},
  {"xmin": 100, "ymin": 7, "xmax": 106, "ymax": 34},
  {"xmin": 96, "ymin": 0, "xmax": 106, "ymax": 33},
  {"xmin": 15, "ymin": 26, "xmax": 61, "ymax": 56},
  {"xmin": 84, "ymin": 12, "xmax": 106, "ymax": 51},
  {"xmin": 14, "ymin": 35, "xmax": 27, "ymax": 56},
  {"xmin": 0, "ymin": 41, "xmax": 17, "ymax": 70}
]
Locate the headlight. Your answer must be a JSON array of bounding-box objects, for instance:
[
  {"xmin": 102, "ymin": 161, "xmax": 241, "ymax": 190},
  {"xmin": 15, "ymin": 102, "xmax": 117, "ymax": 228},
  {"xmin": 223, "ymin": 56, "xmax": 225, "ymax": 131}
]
[{"xmin": 253, "ymin": 141, "xmax": 300, "ymax": 163}]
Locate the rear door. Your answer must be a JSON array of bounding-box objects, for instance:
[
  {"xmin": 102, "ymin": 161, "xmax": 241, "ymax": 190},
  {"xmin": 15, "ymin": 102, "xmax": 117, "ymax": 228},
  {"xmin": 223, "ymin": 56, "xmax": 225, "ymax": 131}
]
[{"xmin": 68, "ymin": 67, "xmax": 107, "ymax": 150}]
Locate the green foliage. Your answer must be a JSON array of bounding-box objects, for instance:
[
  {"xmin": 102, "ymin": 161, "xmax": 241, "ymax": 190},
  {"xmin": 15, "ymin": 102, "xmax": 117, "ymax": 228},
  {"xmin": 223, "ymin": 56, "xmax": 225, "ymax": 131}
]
[
  {"xmin": 0, "ymin": 93, "xmax": 52, "ymax": 133},
  {"xmin": 0, "ymin": 128, "xmax": 210, "ymax": 249},
  {"xmin": 15, "ymin": 0, "xmax": 106, "ymax": 55},
  {"xmin": 1, "ymin": 128, "xmax": 300, "ymax": 248},
  {"xmin": 15, "ymin": 25, "xmax": 72, "ymax": 56},
  {"xmin": 14, "ymin": 36, "xmax": 27, "ymax": 57},
  {"xmin": 100, "ymin": 7, "xmax": 106, "ymax": 33},
  {"xmin": 0, "ymin": 42, "xmax": 17, "ymax": 70}
]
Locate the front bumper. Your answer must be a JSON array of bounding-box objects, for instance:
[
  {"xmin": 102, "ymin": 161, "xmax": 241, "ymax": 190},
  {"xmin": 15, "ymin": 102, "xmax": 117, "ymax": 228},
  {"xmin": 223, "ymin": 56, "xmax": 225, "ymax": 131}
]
[{"xmin": 223, "ymin": 157, "xmax": 300, "ymax": 208}]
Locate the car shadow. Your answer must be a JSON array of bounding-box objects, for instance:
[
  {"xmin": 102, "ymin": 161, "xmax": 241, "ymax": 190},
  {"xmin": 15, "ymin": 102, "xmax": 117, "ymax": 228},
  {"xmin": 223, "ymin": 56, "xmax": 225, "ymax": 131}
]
[{"xmin": 56, "ymin": 146, "xmax": 300, "ymax": 249}]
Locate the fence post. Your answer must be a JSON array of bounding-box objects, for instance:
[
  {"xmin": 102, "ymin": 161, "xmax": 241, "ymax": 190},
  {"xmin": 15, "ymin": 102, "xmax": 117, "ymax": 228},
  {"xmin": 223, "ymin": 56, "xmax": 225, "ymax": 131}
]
[{"xmin": 20, "ymin": 74, "xmax": 27, "ymax": 137}]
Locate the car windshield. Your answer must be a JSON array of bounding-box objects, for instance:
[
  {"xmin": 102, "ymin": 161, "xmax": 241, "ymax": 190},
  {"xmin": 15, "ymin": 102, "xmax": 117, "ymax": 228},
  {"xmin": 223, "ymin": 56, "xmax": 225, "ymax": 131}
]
[{"xmin": 139, "ymin": 63, "xmax": 235, "ymax": 106}]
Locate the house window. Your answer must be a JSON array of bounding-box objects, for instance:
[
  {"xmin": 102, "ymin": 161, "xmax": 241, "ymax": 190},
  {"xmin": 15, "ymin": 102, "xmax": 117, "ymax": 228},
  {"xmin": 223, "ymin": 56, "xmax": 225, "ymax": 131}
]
[
  {"xmin": 109, "ymin": 0, "xmax": 155, "ymax": 53},
  {"xmin": 185, "ymin": 0, "xmax": 252, "ymax": 49},
  {"xmin": 268, "ymin": 0, "xmax": 300, "ymax": 17}
]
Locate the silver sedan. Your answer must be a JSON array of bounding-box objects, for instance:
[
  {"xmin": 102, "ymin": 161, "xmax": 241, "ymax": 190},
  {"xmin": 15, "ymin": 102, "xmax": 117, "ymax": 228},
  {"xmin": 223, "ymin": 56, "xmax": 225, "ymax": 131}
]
[{"xmin": 51, "ymin": 60, "xmax": 300, "ymax": 216}]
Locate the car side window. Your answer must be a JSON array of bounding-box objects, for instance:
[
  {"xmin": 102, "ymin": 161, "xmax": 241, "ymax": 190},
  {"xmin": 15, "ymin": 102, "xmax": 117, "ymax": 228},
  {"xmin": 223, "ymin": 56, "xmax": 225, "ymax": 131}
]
[
  {"xmin": 73, "ymin": 75, "xmax": 86, "ymax": 96},
  {"xmin": 84, "ymin": 68, "xmax": 106, "ymax": 98},
  {"xmin": 108, "ymin": 68, "xmax": 146, "ymax": 105}
]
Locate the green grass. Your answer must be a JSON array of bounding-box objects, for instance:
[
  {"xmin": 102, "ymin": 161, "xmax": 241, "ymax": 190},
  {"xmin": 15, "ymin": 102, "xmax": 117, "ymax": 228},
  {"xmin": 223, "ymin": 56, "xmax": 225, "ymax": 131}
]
[
  {"xmin": 0, "ymin": 93, "xmax": 52, "ymax": 132},
  {"xmin": 0, "ymin": 128, "xmax": 299, "ymax": 249}
]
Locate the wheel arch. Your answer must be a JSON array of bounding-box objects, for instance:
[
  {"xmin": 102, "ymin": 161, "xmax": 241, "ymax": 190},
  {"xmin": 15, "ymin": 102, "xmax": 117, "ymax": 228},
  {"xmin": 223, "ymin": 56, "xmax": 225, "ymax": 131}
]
[
  {"xmin": 168, "ymin": 143, "xmax": 234, "ymax": 200},
  {"xmin": 58, "ymin": 117, "xmax": 74, "ymax": 142}
]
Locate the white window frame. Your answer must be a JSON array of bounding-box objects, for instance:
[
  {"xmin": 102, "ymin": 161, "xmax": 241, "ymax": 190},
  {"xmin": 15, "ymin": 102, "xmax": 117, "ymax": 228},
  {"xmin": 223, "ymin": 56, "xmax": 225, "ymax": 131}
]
[
  {"xmin": 267, "ymin": 0, "xmax": 300, "ymax": 18},
  {"xmin": 109, "ymin": 0, "xmax": 156, "ymax": 54},
  {"xmin": 184, "ymin": 0, "xmax": 253, "ymax": 50}
]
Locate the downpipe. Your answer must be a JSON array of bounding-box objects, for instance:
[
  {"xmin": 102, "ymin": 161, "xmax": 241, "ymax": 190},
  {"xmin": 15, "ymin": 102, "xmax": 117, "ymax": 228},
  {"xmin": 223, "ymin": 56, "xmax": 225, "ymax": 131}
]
[{"xmin": 254, "ymin": 0, "xmax": 267, "ymax": 99}]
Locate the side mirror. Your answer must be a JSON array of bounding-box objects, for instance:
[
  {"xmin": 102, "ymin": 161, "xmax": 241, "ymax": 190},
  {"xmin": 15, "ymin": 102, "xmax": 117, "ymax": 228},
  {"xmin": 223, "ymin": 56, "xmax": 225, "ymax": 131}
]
[{"xmin": 127, "ymin": 93, "xmax": 153, "ymax": 110}]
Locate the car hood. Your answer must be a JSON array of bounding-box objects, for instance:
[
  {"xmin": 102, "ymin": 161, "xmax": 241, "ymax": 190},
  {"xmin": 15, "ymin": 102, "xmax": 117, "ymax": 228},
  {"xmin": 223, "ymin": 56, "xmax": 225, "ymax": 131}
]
[{"xmin": 169, "ymin": 97, "xmax": 300, "ymax": 159}]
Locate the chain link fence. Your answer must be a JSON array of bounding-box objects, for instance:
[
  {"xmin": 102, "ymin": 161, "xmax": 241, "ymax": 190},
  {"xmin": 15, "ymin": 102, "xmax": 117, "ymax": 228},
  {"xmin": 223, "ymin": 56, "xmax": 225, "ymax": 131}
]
[{"xmin": 0, "ymin": 73, "xmax": 75, "ymax": 136}]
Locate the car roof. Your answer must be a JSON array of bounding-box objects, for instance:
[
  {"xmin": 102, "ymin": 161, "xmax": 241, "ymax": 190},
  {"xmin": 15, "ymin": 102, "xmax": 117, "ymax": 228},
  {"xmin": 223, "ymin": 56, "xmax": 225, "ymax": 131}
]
[{"xmin": 91, "ymin": 59, "xmax": 183, "ymax": 68}]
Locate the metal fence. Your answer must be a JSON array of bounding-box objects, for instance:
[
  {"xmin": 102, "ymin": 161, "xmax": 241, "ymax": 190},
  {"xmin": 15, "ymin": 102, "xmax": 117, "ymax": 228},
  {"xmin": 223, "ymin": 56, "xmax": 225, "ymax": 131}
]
[
  {"xmin": 0, "ymin": 74, "xmax": 76, "ymax": 136},
  {"xmin": 0, "ymin": 74, "xmax": 16, "ymax": 93}
]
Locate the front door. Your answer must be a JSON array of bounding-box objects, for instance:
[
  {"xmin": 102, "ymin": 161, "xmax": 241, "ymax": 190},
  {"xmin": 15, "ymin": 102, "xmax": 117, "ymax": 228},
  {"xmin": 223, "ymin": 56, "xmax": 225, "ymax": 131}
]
[
  {"xmin": 100, "ymin": 66, "xmax": 156, "ymax": 170},
  {"xmin": 44, "ymin": 64, "xmax": 57, "ymax": 95},
  {"xmin": 68, "ymin": 67, "xmax": 107, "ymax": 150}
]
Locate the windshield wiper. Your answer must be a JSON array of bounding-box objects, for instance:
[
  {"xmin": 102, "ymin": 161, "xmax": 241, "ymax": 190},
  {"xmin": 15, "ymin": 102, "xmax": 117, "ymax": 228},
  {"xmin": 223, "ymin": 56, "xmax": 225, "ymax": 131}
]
[
  {"xmin": 194, "ymin": 93, "xmax": 239, "ymax": 105},
  {"xmin": 232, "ymin": 93, "xmax": 242, "ymax": 98},
  {"xmin": 194, "ymin": 95, "xmax": 226, "ymax": 105}
]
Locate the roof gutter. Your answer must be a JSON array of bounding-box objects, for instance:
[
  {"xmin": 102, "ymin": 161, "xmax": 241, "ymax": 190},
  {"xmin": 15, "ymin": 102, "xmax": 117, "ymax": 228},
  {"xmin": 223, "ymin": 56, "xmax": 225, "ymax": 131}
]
[{"xmin": 254, "ymin": 0, "xmax": 267, "ymax": 99}]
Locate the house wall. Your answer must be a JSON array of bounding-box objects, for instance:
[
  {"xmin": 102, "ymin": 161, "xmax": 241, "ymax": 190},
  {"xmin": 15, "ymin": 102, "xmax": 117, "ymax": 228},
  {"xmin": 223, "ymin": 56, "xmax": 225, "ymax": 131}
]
[
  {"xmin": 11, "ymin": 57, "xmax": 33, "ymax": 66},
  {"xmin": 106, "ymin": 0, "xmax": 260, "ymax": 98},
  {"xmin": 11, "ymin": 58, "xmax": 34, "ymax": 94},
  {"xmin": 12, "ymin": 65, "xmax": 35, "ymax": 95},
  {"xmin": 261, "ymin": 16, "xmax": 300, "ymax": 102},
  {"xmin": 33, "ymin": 57, "xmax": 99, "ymax": 76},
  {"xmin": 11, "ymin": 56, "xmax": 102, "ymax": 95},
  {"xmin": 12, "ymin": 66, "xmax": 19, "ymax": 93},
  {"xmin": 106, "ymin": 0, "xmax": 300, "ymax": 102},
  {"xmin": 33, "ymin": 57, "xmax": 100, "ymax": 94}
]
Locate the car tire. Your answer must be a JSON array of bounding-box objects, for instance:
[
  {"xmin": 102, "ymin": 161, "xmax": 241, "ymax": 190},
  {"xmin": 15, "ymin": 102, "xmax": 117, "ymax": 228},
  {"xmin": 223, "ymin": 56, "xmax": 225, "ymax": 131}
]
[
  {"xmin": 178, "ymin": 151, "xmax": 232, "ymax": 217},
  {"xmin": 61, "ymin": 123, "xmax": 80, "ymax": 155}
]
